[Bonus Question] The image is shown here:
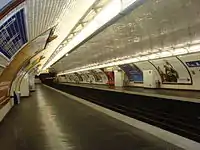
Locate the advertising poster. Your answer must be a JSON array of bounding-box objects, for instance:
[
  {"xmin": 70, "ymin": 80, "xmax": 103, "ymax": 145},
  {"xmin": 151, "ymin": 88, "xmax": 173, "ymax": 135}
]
[
  {"xmin": 95, "ymin": 68, "xmax": 108, "ymax": 82},
  {"xmin": 80, "ymin": 74, "xmax": 88, "ymax": 82},
  {"xmin": 119, "ymin": 64, "xmax": 143, "ymax": 82},
  {"xmin": 65, "ymin": 75, "xmax": 71, "ymax": 82},
  {"xmin": 186, "ymin": 60, "xmax": 200, "ymax": 67},
  {"xmin": 81, "ymin": 71, "xmax": 91, "ymax": 82},
  {"xmin": 0, "ymin": 9, "xmax": 28, "ymax": 59},
  {"xmin": 150, "ymin": 57, "xmax": 191, "ymax": 84},
  {"xmin": 25, "ymin": 56, "xmax": 44, "ymax": 71},
  {"xmin": 71, "ymin": 73, "xmax": 80, "ymax": 82},
  {"xmin": 76, "ymin": 72, "xmax": 86, "ymax": 82},
  {"xmin": 104, "ymin": 71, "xmax": 114, "ymax": 85},
  {"xmin": 68, "ymin": 74, "xmax": 75, "ymax": 82},
  {"xmin": 89, "ymin": 70, "xmax": 103, "ymax": 82},
  {"xmin": 74, "ymin": 72, "xmax": 83, "ymax": 82}
]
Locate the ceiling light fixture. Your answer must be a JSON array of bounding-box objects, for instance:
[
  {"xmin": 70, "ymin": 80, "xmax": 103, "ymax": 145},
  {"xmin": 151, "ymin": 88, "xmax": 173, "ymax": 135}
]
[
  {"xmin": 57, "ymin": 43, "xmax": 200, "ymax": 75},
  {"xmin": 43, "ymin": 0, "xmax": 140, "ymax": 70}
]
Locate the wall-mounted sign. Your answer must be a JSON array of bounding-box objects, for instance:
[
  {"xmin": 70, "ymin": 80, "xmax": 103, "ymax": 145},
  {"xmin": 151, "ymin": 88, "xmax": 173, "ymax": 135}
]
[
  {"xmin": 0, "ymin": 8, "xmax": 27, "ymax": 59},
  {"xmin": 74, "ymin": 72, "xmax": 83, "ymax": 81},
  {"xmin": 186, "ymin": 60, "xmax": 200, "ymax": 67},
  {"xmin": 119, "ymin": 64, "xmax": 143, "ymax": 82},
  {"xmin": 151, "ymin": 57, "xmax": 191, "ymax": 84},
  {"xmin": 89, "ymin": 70, "xmax": 103, "ymax": 82},
  {"xmin": 104, "ymin": 71, "xmax": 114, "ymax": 85}
]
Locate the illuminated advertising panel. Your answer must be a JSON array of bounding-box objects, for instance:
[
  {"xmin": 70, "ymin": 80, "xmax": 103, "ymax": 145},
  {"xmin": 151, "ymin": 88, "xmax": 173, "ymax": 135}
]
[
  {"xmin": 119, "ymin": 64, "xmax": 143, "ymax": 82},
  {"xmin": 0, "ymin": 8, "xmax": 27, "ymax": 59},
  {"xmin": 150, "ymin": 57, "xmax": 191, "ymax": 84},
  {"xmin": 186, "ymin": 60, "xmax": 200, "ymax": 67}
]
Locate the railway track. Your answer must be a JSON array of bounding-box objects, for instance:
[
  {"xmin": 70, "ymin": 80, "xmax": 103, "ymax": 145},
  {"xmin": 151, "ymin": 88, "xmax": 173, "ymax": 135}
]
[{"xmin": 45, "ymin": 82, "xmax": 200, "ymax": 142}]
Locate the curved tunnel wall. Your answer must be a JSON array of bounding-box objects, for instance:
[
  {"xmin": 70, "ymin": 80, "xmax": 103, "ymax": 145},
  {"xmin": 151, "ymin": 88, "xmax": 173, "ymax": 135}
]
[
  {"xmin": 0, "ymin": 1, "xmax": 27, "ymax": 107},
  {"xmin": 56, "ymin": 51, "xmax": 200, "ymax": 90},
  {"xmin": 53, "ymin": 0, "xmax": 200, "ymax": 90},
  {"xmin": 0, "ymin": 0, "xmax": 53, "ymax": 106}
]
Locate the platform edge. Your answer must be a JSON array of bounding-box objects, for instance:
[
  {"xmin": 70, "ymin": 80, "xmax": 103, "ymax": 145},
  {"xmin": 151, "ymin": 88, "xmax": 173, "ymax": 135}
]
[{"xmin": 43, "ymin": 84, "xmax": 200, "ymax": 150}]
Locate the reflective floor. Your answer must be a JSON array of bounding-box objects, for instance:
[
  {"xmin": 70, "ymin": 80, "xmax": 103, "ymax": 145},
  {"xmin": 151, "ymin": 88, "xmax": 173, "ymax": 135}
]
[{"xmin": 0, "ymin": 85, "xmax": 182, "ymax": 150}]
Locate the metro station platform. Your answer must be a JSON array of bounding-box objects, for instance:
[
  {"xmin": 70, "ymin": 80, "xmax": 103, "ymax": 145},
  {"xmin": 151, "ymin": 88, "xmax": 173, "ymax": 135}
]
[
  {"xmin": 0, "ymin": 85, "xmax": 183, "ymax": 150},
  {"xmin": 43, "ymin": 81, "xmax": 200, "ymax": 146},
  {"xmin": 62, "ymin": 83, "xmax": 200, "ymax": 103}
]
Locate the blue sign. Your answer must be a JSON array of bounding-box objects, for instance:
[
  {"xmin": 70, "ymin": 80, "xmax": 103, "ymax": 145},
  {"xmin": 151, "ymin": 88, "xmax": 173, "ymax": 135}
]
[
  {"xmin": 0, "ymin": 8, "xmax": 27, "ymax": 59},
  {"xmin": 119, "ymin": 64, "xmax": 143, "ymax": 82},
  {"xmin": 186, "ymin": 60, "xmax": 200, "ymax": 67}
]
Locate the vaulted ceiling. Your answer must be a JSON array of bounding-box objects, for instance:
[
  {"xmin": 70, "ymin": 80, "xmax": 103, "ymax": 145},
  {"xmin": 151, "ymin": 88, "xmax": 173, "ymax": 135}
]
[
  {"xmin": 0, "ymin": 0, "xmax": 74, "ymax": 76},
  {"xmin": 1, "ymin": 0, "xmax": 200, "ymax": 79},
  {"xmin": 0, "ymin": 0, "xmax": 102, "ymax": 80},
  {"xmin": 51, "ymin": 0, "xmax": 200, "ymax": 74}
]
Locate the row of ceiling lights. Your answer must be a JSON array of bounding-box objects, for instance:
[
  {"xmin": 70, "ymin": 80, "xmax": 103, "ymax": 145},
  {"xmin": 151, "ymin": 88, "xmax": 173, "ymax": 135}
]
[
  {"xmin": 42, "ymin": 0, "xmax": 140, "ymax": 70},
  {"xmin": 57, "ymin": 41, "xmax": 200, "ymax": 75},
  {"xmin": 43, "ymin": 0, "xmax": 110, "ymax": 69}
]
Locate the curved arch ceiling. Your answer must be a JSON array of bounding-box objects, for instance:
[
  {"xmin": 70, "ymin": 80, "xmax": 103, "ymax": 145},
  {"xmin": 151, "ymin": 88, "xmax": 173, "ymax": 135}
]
[
  {"xmin": 41, "ymin": 0, "xmax": 121, "ymax": 70},
  {"xmin": 51, "ymin": 0, "xmax": 200, "ymax": 75},
  {"xmin": 0, "ymin": 0, "xmax": 139, "ymax": 78},
  {"xmin": 0, "ymin": 0, "xmax": 123, "ymax": 106},
  {"xmin": 0, "ymin": 0, "xmax": 107, "ymax": 81},
  {"xmin": 0, "ymin": 0, "xmax": 72, "ymax": 69}
]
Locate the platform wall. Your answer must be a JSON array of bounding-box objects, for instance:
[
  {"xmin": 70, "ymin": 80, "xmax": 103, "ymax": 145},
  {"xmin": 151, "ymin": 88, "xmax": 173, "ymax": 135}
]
[{"xmin": 57, "ymin": 52, "xmax": 200, "ymax": 90}]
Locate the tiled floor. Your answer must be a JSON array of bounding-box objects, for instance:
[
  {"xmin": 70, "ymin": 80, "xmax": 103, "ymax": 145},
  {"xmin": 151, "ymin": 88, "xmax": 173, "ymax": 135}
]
[{"xmin": 0, "ymin": 85, "xmax": 182, "ymax": 150}]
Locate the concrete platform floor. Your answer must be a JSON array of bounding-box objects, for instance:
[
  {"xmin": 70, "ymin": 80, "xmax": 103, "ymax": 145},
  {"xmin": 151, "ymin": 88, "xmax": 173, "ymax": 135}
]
[{"xmin": 0, "ymin": 85, "xmax": 182, "ymax": 150}]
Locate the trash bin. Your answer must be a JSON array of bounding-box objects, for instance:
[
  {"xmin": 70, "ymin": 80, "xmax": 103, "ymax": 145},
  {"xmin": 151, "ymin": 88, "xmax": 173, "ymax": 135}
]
[{"xmin": 14, "ymin": 91, "xmax": 21, "ymax": 105}]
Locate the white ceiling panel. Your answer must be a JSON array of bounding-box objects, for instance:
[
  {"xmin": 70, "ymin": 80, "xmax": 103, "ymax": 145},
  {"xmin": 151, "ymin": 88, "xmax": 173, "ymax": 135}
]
[
  {"xmin": 26, "ymin": 0, "xmax": 72, "ymax": 41},
  {"xmin": 52, "ymin": 0, "xmax": 200, "ymax": 73},
  {"xmin": 0, "ymin": 0, "xmax": 103, "ymax": 75},
  {"xmin": 38, "ymin": 0, "xmax": 98, "ymax": 70}
]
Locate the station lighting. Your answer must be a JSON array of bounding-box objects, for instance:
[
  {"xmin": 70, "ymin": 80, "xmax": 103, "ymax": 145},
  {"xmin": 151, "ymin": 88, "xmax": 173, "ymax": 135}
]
[
  {"xmin": 43, "ymin": 0, "xmax": 200, "ymax": 76},
  {"xmin": 188, "ymin": 44, "xmax": 200, "ymax": 53},
  {"xmin": 157, "ymin": 51, "xmax": 172, "ymax": 57},
  {"xmin": 170, "ymin": 48, "xmax": 188, "ymax": 55},
  {"xmin": 147, "ymin": 54, "xmax": 159, "ymax": 60},
  {"xmin": 138, "ymin": 56, "xmax": 148, "ymax": 61},
  {"xmin": 57, "ymin": 43, "xmax": 200, "ymax": 76},
  {"xmin": 43, "ymin": 0, "xmax": 140, "ymax": 70},
  {"xmin": 40, "ymin": 0, "xmax": 97, "ymax": 71}
]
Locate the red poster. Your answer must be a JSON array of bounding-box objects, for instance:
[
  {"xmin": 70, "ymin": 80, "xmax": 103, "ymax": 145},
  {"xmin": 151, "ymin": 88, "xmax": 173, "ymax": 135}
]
[{"xmin": 104, "ymin": 71, "xmax": 114, "ymax": 86}]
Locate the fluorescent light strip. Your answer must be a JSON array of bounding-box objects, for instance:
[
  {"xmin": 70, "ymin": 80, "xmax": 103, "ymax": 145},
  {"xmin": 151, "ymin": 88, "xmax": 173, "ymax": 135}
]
[
  {"xmin": 57, "ymin": 45, "xmax": 200, "ymax": 76},
  {"xmin": 44, "ymin": 0, "xmax": 139, "ymax": 70},
  {"xmin": 40, "ymin": 0, "xmax": 97, "ymax": 70}
]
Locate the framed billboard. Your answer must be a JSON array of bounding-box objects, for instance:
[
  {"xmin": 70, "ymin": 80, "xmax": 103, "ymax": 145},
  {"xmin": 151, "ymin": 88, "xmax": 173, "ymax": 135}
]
[
  {"xmin": 150, "ymin": 57, "xmax": 191, "ymax": 84},
  {"xmin": 119, "ymin": 64, "xmax": 143, "ymax": 82},
  {"xmin": 186, "ymin": 60, "xmax": 200, "ymax": 68},
  {"xmin": 0, "ymin": 8, "xmax": 27, "ymax": 59}
]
